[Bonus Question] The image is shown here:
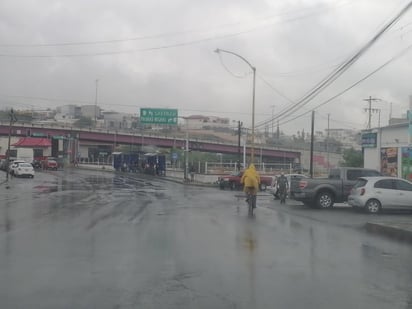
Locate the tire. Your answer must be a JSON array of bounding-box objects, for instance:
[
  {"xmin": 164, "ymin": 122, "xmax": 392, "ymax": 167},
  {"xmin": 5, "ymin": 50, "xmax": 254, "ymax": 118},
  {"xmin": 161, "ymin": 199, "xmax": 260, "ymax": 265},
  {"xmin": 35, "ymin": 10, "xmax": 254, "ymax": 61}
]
[
  {"xmin": 259, "ymin": 183, "xmax": 267, "ymax": 191},
  {"xmin": 316, "ymin": 191, "xmax": 334, "ymax": 209},
  {"xmin": 365, "ymin": 199, "xmax": 381, "ymax": 214}
]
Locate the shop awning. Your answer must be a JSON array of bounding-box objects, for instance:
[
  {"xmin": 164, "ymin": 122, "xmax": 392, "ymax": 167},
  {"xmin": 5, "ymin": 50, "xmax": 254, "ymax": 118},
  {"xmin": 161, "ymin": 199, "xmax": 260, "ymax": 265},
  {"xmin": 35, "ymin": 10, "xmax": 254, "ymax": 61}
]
[{"xmin": 12, "ymin": 137, "xmax": 51, "ymax": 147}]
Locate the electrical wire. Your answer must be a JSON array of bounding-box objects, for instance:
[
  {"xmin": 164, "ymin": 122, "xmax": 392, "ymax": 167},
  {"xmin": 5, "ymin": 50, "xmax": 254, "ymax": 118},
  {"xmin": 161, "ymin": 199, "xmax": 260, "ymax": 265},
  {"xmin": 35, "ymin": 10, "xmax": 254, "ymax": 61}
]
[
  {"xmin": 269, "ymin": 40, "xmax": 412, "ymax": 128},
  {"xmin": 255, "ymin": 1, "xmax": 412, "ymax": 129},
  {"xmin": 0, "ymin": 0, "xmax": 353, "ymax": 48}
]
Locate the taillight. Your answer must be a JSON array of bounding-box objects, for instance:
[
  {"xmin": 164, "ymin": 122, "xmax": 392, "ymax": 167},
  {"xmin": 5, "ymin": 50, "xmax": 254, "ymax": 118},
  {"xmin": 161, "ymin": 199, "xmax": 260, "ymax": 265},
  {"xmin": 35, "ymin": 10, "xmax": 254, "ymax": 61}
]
[
  {"xmin": 360, "ymin": 188, "xmax": 365, "ymax": 196},
  {"xmin": 299, "ymin": 180, "xmax": 308, "ymax": 189}
]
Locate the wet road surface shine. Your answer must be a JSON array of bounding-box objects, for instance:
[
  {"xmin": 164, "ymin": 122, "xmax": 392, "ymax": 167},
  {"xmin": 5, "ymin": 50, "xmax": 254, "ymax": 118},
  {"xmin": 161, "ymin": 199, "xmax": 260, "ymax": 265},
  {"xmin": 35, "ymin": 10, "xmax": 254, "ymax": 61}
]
[{"xmin": 1, "ymin": 169, "xmax": 412, "ymax": 308}]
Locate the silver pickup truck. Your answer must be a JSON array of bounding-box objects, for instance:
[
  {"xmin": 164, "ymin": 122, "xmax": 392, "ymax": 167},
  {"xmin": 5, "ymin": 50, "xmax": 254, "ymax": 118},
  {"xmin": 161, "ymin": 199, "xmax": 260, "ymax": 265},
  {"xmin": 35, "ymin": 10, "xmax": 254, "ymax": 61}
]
[{"xmin": 290, "ymin": 167, "xmax": 381, "ymax": 208}]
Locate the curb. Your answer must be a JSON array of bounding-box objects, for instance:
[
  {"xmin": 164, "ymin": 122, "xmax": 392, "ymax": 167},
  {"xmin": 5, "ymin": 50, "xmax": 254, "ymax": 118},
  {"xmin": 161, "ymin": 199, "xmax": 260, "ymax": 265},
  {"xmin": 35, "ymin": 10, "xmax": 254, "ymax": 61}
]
[
  {"xmin": 365, "ymin": 222, "xmax": 412, "ymax": 243},
  {"xmin": 162, "ymin": 176, "xmax": 217, "ymax": 188}
]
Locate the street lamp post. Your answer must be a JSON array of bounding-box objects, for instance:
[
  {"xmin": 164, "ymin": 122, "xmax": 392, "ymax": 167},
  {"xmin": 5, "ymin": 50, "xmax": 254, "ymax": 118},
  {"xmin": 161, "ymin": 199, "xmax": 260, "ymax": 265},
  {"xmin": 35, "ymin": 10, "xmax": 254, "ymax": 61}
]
[
  {"xmin": 215, "ymin": 48, "xmax": 256, "ymax": 164},
  {"xmin": 94, "ymin": 79, "xmax": 99, "ymax": 127}
]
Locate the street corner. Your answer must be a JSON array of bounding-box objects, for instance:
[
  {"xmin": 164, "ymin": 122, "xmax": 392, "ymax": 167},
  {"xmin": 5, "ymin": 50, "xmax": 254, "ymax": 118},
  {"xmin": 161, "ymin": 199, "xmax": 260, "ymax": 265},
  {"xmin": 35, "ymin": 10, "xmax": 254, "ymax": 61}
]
[{"xmin": 365, "ymin": 222, "xmax": 412, "ymax": 243}]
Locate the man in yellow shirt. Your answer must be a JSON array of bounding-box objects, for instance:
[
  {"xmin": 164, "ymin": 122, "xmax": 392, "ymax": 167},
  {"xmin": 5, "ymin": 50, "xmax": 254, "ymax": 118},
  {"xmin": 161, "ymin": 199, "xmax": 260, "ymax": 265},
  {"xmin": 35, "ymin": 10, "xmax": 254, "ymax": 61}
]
[{"xmin": 240, "ymin": 164, "xmax": 261, "ymax": 208}]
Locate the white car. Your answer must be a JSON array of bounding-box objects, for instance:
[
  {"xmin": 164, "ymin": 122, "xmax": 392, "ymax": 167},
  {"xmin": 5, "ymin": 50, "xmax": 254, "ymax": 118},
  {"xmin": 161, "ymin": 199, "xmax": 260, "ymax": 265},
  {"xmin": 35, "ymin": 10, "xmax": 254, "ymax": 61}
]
[
  {"xmin": 9, "ymin": 160, "xmax": 27, "ymax": 175},
  {"xmin": 13, "ymin": 162, "xmax": 35, "ymax": 178},
  {"xmin": 348, "ymin": 176, "xmax": 412, "ymax": 213}
]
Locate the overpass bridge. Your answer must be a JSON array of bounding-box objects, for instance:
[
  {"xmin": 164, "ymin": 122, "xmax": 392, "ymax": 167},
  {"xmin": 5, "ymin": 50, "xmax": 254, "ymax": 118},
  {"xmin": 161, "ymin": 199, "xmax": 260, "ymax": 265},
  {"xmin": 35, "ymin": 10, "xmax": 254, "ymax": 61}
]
[{"xmin": 0, "ymin": 123, "xmax": 300, "ymax": 164}]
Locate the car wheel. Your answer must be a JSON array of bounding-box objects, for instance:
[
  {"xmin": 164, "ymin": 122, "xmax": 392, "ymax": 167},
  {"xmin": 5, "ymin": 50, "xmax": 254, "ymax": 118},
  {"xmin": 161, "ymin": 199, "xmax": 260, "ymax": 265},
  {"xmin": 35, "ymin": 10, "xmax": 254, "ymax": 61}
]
[
  {"xmin": 316, "ymin": 191, "xmax": 334, "ymax": 209},
  {"xmin": 365, "ymin": 199, "xmax": 381, "ymax": 214},
  {"xmin": 260, "ymin": 183, "xmax": 267, "ymax": 191}
]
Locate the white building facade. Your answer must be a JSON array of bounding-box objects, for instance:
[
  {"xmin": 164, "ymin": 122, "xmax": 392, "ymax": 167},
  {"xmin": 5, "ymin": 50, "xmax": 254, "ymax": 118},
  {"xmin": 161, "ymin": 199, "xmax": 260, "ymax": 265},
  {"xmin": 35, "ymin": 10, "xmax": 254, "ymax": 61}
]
[{"xmin": 363, "ymin": 120, "xmax": 412, "ymax": 180}]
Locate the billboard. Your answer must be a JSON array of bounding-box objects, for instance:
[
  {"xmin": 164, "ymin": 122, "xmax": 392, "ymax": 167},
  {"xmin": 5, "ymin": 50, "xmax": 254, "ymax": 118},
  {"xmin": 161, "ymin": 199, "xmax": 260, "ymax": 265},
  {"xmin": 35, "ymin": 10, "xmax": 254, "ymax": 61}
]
[
  {"xmin": 401, "ymin": 147, "xmax": 412, "ymax": 181},
  {"xmin": 408, "ymin": 110, "xmax": 412, "ymax": 145},
  {"xmin": 140, "ymin": 108, "xmax": 178, "ymax": 125},
  {"xmin": 381, "ymin": 147, "xmax": 398, "ymax": 177}
]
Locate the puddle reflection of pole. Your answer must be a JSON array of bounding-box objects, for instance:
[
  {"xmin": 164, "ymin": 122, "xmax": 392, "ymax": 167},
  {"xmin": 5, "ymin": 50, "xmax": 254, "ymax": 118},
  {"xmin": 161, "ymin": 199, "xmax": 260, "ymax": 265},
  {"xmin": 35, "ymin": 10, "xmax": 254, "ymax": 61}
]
[{"xmin": 240, "ymin": 221, "xmax": 257, "ymax": 308}]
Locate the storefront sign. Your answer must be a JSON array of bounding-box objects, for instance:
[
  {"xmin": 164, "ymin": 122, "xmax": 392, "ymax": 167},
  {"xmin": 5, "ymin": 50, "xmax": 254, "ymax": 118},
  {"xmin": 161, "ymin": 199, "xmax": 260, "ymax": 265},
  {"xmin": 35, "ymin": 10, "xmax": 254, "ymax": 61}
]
[{"xmin": 361, "ymin": 132, "xmax": 377, "ymax": 148}]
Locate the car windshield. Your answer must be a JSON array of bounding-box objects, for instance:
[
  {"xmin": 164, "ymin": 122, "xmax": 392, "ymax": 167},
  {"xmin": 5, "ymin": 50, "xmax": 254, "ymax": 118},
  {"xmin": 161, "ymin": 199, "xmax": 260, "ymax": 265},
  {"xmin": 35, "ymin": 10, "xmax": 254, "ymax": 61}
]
[{"xmin": 19, "ymin": 163, "xmax": 32, "ymax": 167}]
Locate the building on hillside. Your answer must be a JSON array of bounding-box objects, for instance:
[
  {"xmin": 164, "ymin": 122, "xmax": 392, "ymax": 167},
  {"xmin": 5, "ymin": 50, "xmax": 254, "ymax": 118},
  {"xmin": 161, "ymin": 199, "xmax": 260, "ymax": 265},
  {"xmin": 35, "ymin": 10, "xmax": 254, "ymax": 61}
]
[
  {"xmin": 325, "ymin": 128, "xmax": 361, "ymax": 150},
  {"xmin": 56, "ymin": 105, "xmax": 81, "ymax": 119},
  {"xmin": 81, "ymin": 105, "xmax": 101, "ymax": 120},
  {"xmin": 102, "ymin": 111, "xmax": 135, "ymax": 130},
  {"xmin": 184, "ymin": 115, "xmax": 230, "ymax": 130}
]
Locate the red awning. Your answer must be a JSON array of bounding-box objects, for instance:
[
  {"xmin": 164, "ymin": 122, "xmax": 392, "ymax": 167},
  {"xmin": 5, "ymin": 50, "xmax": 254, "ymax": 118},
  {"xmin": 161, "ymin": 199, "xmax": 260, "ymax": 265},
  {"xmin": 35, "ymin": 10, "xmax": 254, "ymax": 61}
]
[{"xmin": 12, "ymin": 137, "xmax": 51, "ymax": 147}]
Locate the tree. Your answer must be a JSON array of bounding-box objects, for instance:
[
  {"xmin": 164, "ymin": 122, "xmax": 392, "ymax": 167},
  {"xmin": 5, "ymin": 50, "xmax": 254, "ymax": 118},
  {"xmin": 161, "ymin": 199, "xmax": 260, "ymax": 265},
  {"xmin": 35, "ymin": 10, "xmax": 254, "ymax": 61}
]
[{"xmin": 340, "ymin": 147, "xmax": 363, "ymax": 167}]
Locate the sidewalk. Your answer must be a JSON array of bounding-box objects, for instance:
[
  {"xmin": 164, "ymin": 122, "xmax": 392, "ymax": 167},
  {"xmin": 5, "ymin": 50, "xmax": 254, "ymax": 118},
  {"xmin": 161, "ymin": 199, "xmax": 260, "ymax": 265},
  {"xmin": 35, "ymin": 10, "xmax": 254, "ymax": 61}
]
[{"xmin": 365, "ymin": 221, "xmax": 412, "ymax": 243}]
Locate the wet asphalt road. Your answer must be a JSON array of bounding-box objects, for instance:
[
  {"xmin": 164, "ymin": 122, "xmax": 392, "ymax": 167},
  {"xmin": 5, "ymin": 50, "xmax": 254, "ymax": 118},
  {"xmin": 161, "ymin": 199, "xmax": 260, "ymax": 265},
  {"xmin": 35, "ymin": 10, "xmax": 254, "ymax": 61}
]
[{"xmin": 1, "ymin": 169, "xmax": 412, "ymax": 309}]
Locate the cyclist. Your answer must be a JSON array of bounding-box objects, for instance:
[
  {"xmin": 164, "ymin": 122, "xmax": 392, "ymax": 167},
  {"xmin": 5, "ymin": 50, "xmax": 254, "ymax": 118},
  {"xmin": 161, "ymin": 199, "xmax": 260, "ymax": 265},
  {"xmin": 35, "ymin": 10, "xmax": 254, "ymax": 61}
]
[
  {"xmin": 240, "ymin": 164, "xmax": 261, "ymax": 209},
  {"xmin": 277, "ymin": 171, "xmax": 289, "ymax": 204}
]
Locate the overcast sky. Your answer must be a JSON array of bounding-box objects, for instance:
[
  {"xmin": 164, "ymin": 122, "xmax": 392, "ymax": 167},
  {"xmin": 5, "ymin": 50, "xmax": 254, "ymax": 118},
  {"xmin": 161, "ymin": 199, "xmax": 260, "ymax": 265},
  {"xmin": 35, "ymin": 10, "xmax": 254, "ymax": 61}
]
[{"xmin": 1, "ymin": 0, "xmax": 412, "ymax": 135}]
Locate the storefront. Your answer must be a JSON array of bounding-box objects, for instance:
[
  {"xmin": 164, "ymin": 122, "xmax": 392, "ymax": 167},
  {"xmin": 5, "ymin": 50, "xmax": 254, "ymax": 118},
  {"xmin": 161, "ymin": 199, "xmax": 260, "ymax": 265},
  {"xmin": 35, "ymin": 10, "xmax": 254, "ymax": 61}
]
[{"xmin": 363, "ymin": 115, "xmax": 412, "ymax": 181}]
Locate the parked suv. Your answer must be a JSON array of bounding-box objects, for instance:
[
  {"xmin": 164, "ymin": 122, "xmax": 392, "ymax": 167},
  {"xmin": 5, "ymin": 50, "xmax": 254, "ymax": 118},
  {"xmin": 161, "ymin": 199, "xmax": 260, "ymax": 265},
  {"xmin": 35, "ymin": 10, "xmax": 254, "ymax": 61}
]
[{"xmin": 290, "ymin": 167, "xmax": 381, "ymax": 208}]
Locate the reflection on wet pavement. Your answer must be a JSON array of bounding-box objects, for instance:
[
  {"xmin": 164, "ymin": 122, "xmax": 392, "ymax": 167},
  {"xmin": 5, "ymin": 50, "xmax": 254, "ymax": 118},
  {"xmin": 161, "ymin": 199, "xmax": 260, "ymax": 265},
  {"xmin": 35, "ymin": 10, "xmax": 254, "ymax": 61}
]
[{"xmin": 1, "ymin": 169, "xmax": 412, "ymax": 308}]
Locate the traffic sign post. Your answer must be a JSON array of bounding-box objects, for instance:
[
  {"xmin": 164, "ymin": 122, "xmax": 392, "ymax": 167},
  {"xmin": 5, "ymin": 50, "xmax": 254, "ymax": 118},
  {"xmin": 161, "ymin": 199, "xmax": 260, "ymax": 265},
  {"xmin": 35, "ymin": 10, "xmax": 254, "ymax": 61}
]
[{"xmin": 140, "ymin": 108, "xmax": 178, "ymax": 125}]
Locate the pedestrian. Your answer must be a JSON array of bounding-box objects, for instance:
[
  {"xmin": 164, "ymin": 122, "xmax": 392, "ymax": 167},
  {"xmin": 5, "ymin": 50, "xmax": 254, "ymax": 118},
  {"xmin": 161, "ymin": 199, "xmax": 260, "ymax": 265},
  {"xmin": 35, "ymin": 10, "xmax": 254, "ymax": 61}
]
[
  {"xmin": 277, "ymin": 171, "xmax": 289, "ymax": 204},
  {"xmin": 190, "ymin": 164, "xmax": 195, "ymax": 182}
]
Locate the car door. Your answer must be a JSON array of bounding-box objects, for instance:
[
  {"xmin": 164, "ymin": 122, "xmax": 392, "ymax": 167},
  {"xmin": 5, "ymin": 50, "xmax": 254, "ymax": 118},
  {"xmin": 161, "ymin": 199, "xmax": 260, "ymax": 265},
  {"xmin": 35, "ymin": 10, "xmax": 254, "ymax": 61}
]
[
  {"xmin": 373, "ymin": 179, "xmax": 396, "ymax": 208},
  {"xmin": 393, "ymin": 179, "xmax": 412, "ymax": 209}
]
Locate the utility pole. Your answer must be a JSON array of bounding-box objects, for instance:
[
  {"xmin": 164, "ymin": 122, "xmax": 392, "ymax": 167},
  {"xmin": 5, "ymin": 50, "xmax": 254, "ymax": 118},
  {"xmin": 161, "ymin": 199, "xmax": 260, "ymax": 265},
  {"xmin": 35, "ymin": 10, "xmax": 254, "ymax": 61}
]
[
  {"xmin": 277, "ymin": 120, "xmax": 280, "ymax": 139},
  {"xmin": 363, "ymin": 96, "xmax": 380, "ymax": 129},
  {"xmin": 327, "ymin": 113, "xmax": 330, "ymax": 171},
  {"xmin": 6, "ymin": 109, "xmax": 17, "ymax": 185},
  {"xmin": 271, "ymin": 105, "xmax": 276, "ymax": 137},
  {"xmin": 94, "ymin": 79, "xmax": 99, "ymax": 127},
  {"xmin": 310, "ymin": 111, "xmax": 315, "ymax": 178},
  {"xmin": 237, "ymin": 121, "xmax": 242, "ymax": 170}
]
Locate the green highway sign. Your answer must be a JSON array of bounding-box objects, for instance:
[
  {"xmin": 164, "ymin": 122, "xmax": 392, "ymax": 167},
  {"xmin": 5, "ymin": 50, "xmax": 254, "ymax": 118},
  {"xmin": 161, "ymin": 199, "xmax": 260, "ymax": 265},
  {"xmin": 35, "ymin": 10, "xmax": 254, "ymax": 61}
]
[{"xmin": 140, "ymin": 108, "xmax": 178, "ymax": 125}]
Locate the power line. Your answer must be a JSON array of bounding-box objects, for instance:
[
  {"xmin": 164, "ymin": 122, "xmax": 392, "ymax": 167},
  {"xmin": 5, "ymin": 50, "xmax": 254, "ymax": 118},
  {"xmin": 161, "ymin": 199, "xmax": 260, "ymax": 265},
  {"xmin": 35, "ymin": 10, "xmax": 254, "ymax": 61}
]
[
  {"xmin": 268, "ymin": 40, "xmax": 412, "ymax": 128},
  {"xmin": 0, "ymin": 1, "xmax": 352, "ymax": 48},
  {"xmin": 0, "ymin": 93, "xmax": 269, "ymax": 117},
  {"xmin": 255, "ymin": 1, "xmax": 412, "ymax": 129}
]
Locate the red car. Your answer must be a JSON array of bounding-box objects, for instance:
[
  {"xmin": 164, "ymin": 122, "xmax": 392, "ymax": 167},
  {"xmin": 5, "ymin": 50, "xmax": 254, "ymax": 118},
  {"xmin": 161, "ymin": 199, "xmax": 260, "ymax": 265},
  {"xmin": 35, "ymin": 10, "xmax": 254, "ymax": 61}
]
[
  {"xmin": 218, "ymin": 171, "xmax": 272, "ymax": 191},
  {"xmin": 42, "ymin": 159, "xmax": 58, "ymax": 170}
]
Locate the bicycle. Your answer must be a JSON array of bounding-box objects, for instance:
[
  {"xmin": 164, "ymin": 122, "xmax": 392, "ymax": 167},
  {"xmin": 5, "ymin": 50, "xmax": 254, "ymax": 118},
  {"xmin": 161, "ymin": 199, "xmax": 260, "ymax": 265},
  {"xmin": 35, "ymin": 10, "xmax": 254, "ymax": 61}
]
[{"xmin": 245, "ymin": 190, "xmax": 257, "ymax": 216}]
